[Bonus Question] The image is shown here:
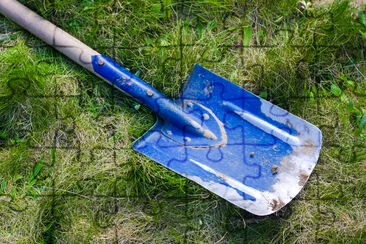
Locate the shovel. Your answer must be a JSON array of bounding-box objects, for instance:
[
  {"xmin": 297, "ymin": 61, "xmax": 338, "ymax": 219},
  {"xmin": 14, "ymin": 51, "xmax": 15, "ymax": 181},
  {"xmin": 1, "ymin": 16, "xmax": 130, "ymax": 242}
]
[{"xmin": 0, "ymin": 0, "xmax": 322, "ymax": 216}]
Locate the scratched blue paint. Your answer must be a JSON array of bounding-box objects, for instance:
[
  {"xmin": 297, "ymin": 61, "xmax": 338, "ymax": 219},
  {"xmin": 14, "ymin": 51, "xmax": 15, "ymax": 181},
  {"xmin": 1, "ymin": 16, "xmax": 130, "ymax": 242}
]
[
  {"xmin": 92, "ymin": 57, "xmax": 321, "ymax": 215},
  {"xmin": 132, "ymin": 65, "xmax": 294, "ymax": 192},
  {"xmin": 178, "ymin": 65, "xmax": 295, "ymax": 191},
  {"xmin": 92, "ymin": 56, "xmax": 215, "ymax": 138},
  {"xmin": 92, "ymin": 55, "xmax": 166, "ymax": 113}
]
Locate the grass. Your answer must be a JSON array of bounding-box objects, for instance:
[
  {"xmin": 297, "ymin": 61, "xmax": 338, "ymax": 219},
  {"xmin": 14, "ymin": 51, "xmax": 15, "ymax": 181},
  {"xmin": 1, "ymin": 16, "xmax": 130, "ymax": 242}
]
[{"xmin": 0, "ymin": 0, "xmax": 365, "ymax": 242}]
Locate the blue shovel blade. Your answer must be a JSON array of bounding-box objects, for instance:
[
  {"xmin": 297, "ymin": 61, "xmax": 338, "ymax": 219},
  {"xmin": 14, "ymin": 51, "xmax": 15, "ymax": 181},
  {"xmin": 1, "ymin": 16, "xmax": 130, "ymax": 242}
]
[{"xmin": 133, "ymin": 64, "xmax": 322, "ymax": 216}]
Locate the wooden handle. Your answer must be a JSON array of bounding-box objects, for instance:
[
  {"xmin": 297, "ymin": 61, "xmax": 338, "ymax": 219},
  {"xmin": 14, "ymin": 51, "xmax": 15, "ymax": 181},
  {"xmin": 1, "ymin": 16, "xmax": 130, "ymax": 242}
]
[{"xmin": 0, "ymin": 0, "xmax": 99, "ymax": 72}]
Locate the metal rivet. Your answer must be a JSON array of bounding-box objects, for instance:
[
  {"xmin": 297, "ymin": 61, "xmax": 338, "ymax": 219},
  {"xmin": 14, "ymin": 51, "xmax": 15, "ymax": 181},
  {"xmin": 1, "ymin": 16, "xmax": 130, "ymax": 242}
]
[
  {"xmin": 97, "ymin": 59, "xmax": 104, "ymax": 66},
  {"xmin": 184, "ymin": 137, "xmax": 191, "ymax": 142},
  {"xmin": 186, "ymin": 102, "xmax": 193, "ymax": 107},
  {"xmin": 166, "ymin": 130, "xmax": 173, "ymax": 135},
  {"xmin": 205, "ymin": 85, "xmax": 213, "ymax": 94},
  {"xmin": 147, "ymin": 90, "xmax": 153, "ymax": 97},
  {"xmin": 250, "ymin": 152, "xmax": 255, "ymax": 157},
  {"xmin": 202, "ymin": 113, "xmax": 210, "ymax": 120}
]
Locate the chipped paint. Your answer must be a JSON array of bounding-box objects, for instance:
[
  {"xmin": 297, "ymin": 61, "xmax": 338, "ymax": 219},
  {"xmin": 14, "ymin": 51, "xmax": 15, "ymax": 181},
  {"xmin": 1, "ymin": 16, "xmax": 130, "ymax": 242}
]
[
  {"xmin": 259, "ymin": 99, "xmax": 321, "ymax": 206},
  {"xmin": 271, "ymin": 199, "xmax": 285, "ymax": 212},
  {"xmin": 272, "ymin": 165, "xmax": 279, "ymax": 175},
  {"xmin": 133, "ymin": 64, "xmax": 322, "ymax": 216},
  {"xmin": 181, "ymin": 97, "xmax": 321, "ymax": 215},
  {"xmin": 298, "ymin": 171, "xmax": 309, "ymax": 186}
]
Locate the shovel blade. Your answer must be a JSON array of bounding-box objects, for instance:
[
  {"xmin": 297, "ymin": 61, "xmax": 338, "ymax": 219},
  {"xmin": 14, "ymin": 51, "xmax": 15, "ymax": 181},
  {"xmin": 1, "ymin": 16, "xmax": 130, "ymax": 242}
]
[{"xmin": 133, "ymin": 65, "xmax": 322, "ymax": 216}]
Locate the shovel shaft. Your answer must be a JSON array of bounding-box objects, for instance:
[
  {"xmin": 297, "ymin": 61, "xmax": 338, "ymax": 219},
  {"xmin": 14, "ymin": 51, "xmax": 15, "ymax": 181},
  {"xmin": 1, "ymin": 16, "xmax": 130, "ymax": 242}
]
[
  {"xmin": 91, "ymin": 55, "xmax": 216, "ymax": 139},
  {"xmin": 0, "ymin": 0, "xmax": 216, "ymax": 139}
]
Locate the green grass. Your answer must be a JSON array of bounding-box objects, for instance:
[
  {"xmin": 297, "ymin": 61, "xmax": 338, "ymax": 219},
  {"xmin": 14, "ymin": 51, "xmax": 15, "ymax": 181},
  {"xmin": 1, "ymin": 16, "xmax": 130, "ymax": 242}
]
[{"xmin": 1, "ymin": 0, "xmax": 365, "ymax": 243}]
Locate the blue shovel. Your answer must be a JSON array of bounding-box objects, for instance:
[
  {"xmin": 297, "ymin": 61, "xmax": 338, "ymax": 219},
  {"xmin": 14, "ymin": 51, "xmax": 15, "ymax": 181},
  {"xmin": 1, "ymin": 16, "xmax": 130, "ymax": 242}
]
[{"xmin": 0, "ymin": 0, "xmax": 322, "ymax": 215}]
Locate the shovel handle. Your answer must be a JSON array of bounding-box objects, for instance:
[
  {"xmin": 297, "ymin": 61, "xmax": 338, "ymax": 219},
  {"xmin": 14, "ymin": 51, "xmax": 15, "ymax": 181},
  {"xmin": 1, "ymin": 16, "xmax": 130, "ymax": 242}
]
[
  {"xmin": 0, "ymin": 0, "xmax": 170, "ymax": 110},
  {"xmin": 0, "ymin": 0, "xmax": 216, "ymax": 139},
  {"xmin": 0, "ymin": 0, "xmax": 99, "ymax": 72}
]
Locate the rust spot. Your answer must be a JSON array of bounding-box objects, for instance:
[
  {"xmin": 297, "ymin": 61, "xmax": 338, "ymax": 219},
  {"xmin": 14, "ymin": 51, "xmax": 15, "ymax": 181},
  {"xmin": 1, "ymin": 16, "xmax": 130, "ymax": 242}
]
[
  {"xmin": 272, "ymin": 165, "xmax": 279, "ymax": 175},
  {"xmin": 298, "ymin": 171, "xmax": 309, "ymax": 186},
  {"xmin": 271, "ymin": 199, "xmax": 285, "ymax": 211}
]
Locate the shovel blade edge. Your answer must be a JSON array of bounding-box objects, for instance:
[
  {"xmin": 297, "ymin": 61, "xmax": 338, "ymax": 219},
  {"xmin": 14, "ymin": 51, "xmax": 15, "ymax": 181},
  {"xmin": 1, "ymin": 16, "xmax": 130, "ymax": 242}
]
[{"xmin": 133, "ymin": 65, "xmax": 322, "ymax": 216}]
